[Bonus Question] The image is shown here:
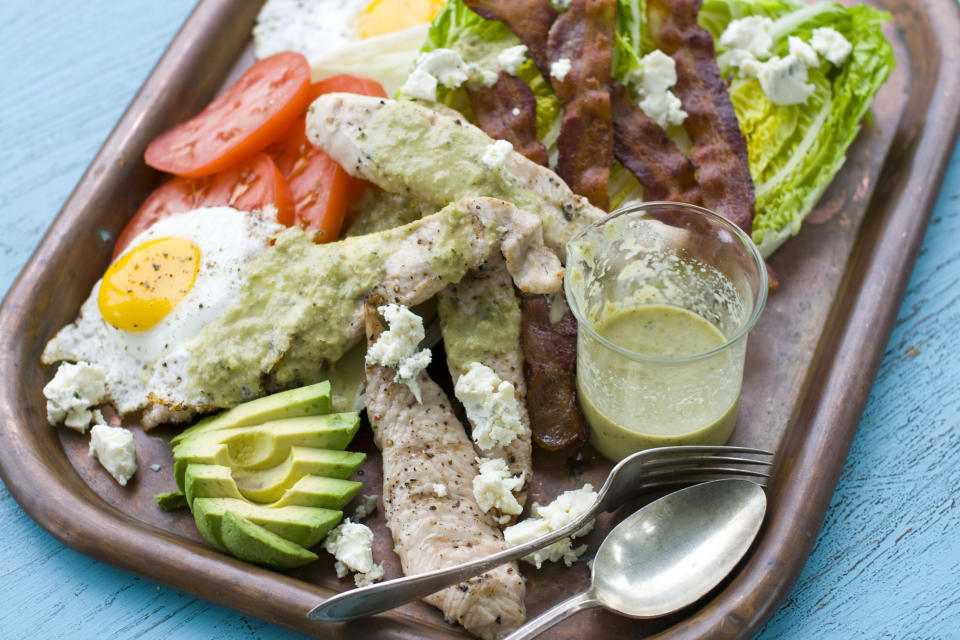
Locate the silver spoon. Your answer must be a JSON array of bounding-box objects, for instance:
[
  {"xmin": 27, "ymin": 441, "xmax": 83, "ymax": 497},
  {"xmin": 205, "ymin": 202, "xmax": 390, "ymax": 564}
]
[
  {"xmin": 308, "ymin": 446, "xmax": 770, "ymax": 623},
  {"xmin": 503, "ymin": 478, "xmax": 767, "ymax": 640}
]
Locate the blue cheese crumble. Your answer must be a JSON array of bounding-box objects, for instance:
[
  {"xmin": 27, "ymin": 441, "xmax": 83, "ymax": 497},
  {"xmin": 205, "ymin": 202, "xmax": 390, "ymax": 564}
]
[
  {"xmin": 366, "ymin": 304, "xmax": 432, "ymax": 402},
  {"xmin": 400, "ymin": 48, "xmax": 498, "ymax": 101},
  {"xmin": 550, "ymin": 58, "xmax": 572, "ymax": 82},
  {"xmin": 480, "ymin": 140, "xmax": 514, "ymax": 171},
  {"xmin": 629, "ymin": 50, "xmax": 688, "ymax": 129},
  {"xmin": 717, "ymin": 17, "xmax": 851, "ymax": 106},
  {"xmin": 757, "ymin": 55, "xmax": 815, "ymax": 106},
  {"xmin": 811, "ymin": 27, "xmax": 852, "ymax": 66},
  {"xmin": 496, "ymin": 45, "xmax": 528, "ymax": 76},
  {"xmin": 43, "ymin": 362, "xmax": 108, "ymax": 432},
  {"xmin": 455, "ymin": 361, "xmax": 523, "ymax": 450},
  {"xmin": 88, "ymin": 423, "xmax": 138, "ymax": 486},
  {"xmin": 503, "ymin": 484, "xmax": 597, "ymax": 568},
  {"xmin": 472, "ymin": 457, "xmax": 524, "ymax": 523},
  {"xmin": 323, "ymin": 519, "xmax": 385, "ymax": 587}
]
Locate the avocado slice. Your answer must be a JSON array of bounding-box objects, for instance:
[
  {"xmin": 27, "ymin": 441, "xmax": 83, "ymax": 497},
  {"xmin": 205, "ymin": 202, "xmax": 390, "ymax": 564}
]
[
  {"xmin": 172, "ymin": 413, "xmax": 360, "ymax": 489},
  {"xmin": 184, "ymin": 464, "xmax": 245, "ymax": 507},
  {"xmin": 268, "ymin": 475, "xmax": 363, "ymax": 509},
  {"xmin": 154, "ymin": 491, "xmax": 188, "ymax": 512},
  {"xmin": 232, "ymin": 447, "xmax": 366, "ymax": 502},
  {"xmin": 184, "ymin": 462, "xmax": 362, "ymax": 509},
  {"xmin": 192, "ymin": 497, "xmax": 342, "ymax": 549},
  {"xmin": 171, "ymin": 381, "xmax": 332, "ymax": 444},
  {"xmin": 220, "ymin": 511, "xmax": 318, "ymax": 570}
]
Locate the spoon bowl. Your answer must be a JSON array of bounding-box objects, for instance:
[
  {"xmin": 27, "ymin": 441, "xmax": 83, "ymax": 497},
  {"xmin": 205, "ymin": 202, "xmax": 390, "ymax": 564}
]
[
  {"xmin": 504, "ymin": 479, "xmax": 766, "ymax": 640},
  {"xmin": 592, "ymin": 478, "xmax": 767, "ymax": 618}
]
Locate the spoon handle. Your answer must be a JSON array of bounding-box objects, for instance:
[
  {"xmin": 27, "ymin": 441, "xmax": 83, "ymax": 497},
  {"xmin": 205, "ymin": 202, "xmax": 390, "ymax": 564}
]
[
  {"xmin": 502, "ymin": 591, "xmax": 599, "ymax": 640},
  {"xmin": 306, "ymin": 510, "xmax": 596, "ymax": 622}
]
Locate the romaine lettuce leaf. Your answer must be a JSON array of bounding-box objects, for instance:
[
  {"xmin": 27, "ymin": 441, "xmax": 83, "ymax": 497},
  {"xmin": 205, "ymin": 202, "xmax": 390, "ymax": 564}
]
[
  {"xmin": 613, "ymin": 0, "xmax": 654, "ymax": 82},
  {"xmin": 310, "ymin": 25, "xmax": 430, "ymax": 98},
  {"xmin": 416, "ymin": 0, "xmax": 893, "ymax": 250},
  {"xmin": 419, "ymin": 0, "xmax": 564, "ymax": 139},
  {"xmin": 702, "ymin": 0, "xmax": 896, "ymax": 256}
]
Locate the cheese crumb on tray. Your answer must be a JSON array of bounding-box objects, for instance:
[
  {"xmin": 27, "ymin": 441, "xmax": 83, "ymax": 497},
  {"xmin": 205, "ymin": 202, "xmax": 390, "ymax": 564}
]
[
  {"xmin": 324, "ymin": 519, "xmax": 384, "ymax": 587},
  {"xmin": 88, "ymin": 423, "xmax": 138, "ymax": 486}
]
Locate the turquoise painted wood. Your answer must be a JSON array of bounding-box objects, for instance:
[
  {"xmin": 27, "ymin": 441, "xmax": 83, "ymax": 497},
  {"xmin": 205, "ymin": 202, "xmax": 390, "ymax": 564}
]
[{"xmin": 1, "ymin": 1, "xmax": 957, "ymax": 638}]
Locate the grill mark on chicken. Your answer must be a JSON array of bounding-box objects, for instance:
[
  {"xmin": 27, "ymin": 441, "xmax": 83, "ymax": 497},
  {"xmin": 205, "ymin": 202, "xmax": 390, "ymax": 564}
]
[
  {"xmin": 468, "ymin": 72, "xmax": 548, "ymax": 166},
  {"xmin": 364, "ymin": 295, "xmax": 526, "ymax": 639},
  {"xmin": 438, "ymin": 254, "xmax": 532, "ymax": 511}
]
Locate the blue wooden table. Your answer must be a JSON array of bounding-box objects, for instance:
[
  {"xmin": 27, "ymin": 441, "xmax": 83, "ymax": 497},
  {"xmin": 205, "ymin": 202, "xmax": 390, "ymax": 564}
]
[{"xmin": 1, "ymin": 2, "xmax": 957, "ymax": 638}]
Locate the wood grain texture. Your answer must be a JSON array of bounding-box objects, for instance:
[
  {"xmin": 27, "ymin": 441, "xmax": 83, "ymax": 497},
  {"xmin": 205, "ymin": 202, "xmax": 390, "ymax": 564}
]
[{"xmin": 0, "ymin": 2, "xmax": 957, "ymax": 640}]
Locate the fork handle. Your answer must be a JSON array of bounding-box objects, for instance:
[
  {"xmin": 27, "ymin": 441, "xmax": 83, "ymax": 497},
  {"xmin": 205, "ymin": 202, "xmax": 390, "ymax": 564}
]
[
  {"xmin": 502, "ymin": 590, "xmax": 599, "ymax": 640},
  {"xmin": 307, "ymin": 511, "xmax": 594, "ymax": 622}
]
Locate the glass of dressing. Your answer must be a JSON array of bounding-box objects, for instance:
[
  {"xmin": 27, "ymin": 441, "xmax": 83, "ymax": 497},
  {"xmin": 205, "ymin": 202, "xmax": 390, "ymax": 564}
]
[{"xmin": 565, "ymin": 202, "xmax": 767, "ymax": 461}]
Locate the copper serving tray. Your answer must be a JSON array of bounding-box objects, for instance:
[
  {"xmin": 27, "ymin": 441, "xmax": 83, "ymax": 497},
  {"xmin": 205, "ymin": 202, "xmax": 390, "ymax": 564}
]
[{"xmin": 2, "ymin": 0, "xmax": 959, "ymax": 638}]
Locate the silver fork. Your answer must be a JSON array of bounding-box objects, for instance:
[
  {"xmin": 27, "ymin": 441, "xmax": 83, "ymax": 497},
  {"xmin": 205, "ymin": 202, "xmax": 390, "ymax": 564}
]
[{"xmin": 307, "ymin": 445, "xmax": 773, "ymax": 623}]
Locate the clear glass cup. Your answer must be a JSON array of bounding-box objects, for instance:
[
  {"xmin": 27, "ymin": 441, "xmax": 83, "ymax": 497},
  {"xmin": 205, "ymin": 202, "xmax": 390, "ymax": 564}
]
[{"xmin": 564, "ymin": 202, "xmax": 768, "ymax": 461}]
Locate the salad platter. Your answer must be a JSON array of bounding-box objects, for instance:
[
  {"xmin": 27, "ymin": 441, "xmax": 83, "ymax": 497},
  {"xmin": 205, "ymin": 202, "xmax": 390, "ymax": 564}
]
[{"xmin": 0, "ymin": 0, "xmax": 958, "ymax": 639}]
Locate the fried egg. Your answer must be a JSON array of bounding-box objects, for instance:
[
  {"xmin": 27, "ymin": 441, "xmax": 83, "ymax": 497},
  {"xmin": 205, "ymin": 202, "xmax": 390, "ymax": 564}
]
[
  {"xmin": 253, "ymin": 0, "xmax": 446, "ymax": 62},
  {"xmin": 42, "ymin": 207, "xmax": 284, "ymax": 416}
]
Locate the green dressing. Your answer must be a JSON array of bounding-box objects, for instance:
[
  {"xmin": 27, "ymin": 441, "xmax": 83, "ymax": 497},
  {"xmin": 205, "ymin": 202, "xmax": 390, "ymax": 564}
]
[
  {"xmin": 578, "ymin": 305, "xmax": 742, "ymax": 461},
  {"xmin": 357, "ymin": 102, "xmax": 595, "ymax": 250},
  {"xmin": 184, "ymin": 203, "xmax": 483, "ymax": 408},
  {"xmin": 438, "ymin": 275, "xmax": 521, "ymax": 373}
]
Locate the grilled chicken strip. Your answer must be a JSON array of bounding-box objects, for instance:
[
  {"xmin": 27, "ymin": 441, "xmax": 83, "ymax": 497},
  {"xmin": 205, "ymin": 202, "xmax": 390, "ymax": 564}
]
[
  {"xmin": 364, "ymin": 296, "xmax": 526, "ymax": 639},
  {"xmin": 305, "ymin": 94, "xmax": 605, "ymax": 254},
  {"xmin": 438, "ymin": 254, "xmax": 532, "ymax": 511},
  {"xmin": 46, "ymin": 198, "xmax": 563, "ymax": 418}
]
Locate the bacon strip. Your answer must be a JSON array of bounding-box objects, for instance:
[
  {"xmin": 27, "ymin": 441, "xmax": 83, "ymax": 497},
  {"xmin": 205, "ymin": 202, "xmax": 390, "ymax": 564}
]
[
  {"xmin": 520, "ymin": 294, "xmax": 589, "ymax": 451},
  {"xmin": 463, "ymin": 0, "xmax": 558, "ymax": 78},
  {"xmin": 468, "ymin": 72, "xmax": 549, "ymax": 166},
  {"xmin": 611, "ymin": 81, "xmax": 702, "ymax": 204},
  {"xmin": 464, "ymin": 0, "xmax": 704, "ymax": 210},
  {"xmin": 547, "ymin": 0, "xmax": 617, "ymax": 211},
  {"xmin": 647, "ymin": 0, "xmax": 755, "ymax": 232}
]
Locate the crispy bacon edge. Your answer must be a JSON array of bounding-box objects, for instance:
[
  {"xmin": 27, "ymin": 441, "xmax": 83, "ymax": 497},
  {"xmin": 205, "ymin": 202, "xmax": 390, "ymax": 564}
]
[
  {"xmin": 520, "ymin": 294, "xmax": 590, "ymax": 451},
  {"xmin": 463, "ymin": 0, "xmax": 559, "ymax": 78},
  {"xmin": 547, "ymin": 0, "xmax": 617, "ymax": 211},
  {"xmin": 611, "ymin": 80, "xmax": 702, "ymax": 204},
  {"xmin": 647, "ymin": 0, "xmax": 755, "ymax": 233},
  {"xmin": 464, "ymin": 0, "xmax": 704, "ymax": 212},
  {"xmin": 468, "ymin": 72, "xmax": 549, "ymax": 166}
]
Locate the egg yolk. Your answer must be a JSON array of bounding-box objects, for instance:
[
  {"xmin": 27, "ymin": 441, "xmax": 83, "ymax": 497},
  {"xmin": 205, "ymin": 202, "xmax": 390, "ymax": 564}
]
[
  {"xmin": 355, "ymin": 0, "xmax": 446, "ymax": 39},
  {"xmin": 98, "ymin": 237, "xmax": 200, "ymax": 332}
]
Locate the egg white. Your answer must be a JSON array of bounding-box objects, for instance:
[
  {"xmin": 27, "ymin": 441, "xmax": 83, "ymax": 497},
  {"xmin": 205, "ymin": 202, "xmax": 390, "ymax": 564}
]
[
  {"xmin": 253, "ymin": 0, "xmax": 435, "ymax": 96},
  {"xmin": 41, "ymin": 207, "xmax": 284, "ymax": 415},
  {"xmin": 253, "ymin": 0, "xmax": 370, "ymax": 62}
]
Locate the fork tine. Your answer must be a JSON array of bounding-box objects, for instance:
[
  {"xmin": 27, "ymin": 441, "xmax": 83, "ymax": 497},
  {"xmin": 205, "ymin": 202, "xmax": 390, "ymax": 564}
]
[
  {"xmin": 641, "ymin": 445, "xmax": 774, "ymax": 458},
  {"xmin": 637, "ymin": 467, "xmax": 771, "ymax": 490},
  {"xmin": 641, "ymin": 455, "xmax": 772, "ymax": 470},
  {"xmin": 640, "ymin": 466, "xmax": 771, "ymax": 481}
]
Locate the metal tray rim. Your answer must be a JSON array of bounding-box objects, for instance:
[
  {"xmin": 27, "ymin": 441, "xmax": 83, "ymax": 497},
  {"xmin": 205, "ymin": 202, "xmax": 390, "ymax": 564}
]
[{"xmin": 1, "ymin": 0, "xmax": 958, "ymax": 637}]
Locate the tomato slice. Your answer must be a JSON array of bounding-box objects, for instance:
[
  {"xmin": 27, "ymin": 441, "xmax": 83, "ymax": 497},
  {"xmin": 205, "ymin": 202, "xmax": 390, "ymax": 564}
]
[
  {"xmin": 266, "ymin": 75, "xmax": 388, "ymax": 243},
  {"xmin": 113, "ymin": 154, "xmax": 293, "ymax": 259},
  {"xmin": 268, "ymin": 116, "xmax": 352, "ymax": 242},
  {"xmin": 145, "ymin": 52, "xmax": 311, "ymax": 178},
  {"xmin": 202, "ymin": 153, "xmax": 295, "ymax": 222}
]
